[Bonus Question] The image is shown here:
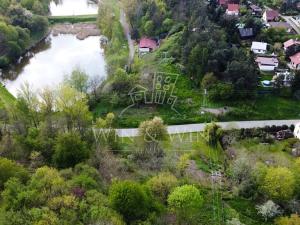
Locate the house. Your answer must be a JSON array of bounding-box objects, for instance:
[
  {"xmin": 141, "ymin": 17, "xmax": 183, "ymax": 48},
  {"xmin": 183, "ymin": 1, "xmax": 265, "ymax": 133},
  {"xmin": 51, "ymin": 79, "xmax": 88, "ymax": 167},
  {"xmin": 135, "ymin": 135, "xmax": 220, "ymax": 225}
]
[
  {"xmin": 226, "ymin": 4, "xmax": 239, "ymax": 16},
  {"xmin": 290, "ymin": 52, "xmax": 300, "ymax": 70},
  {"xmin": 255, "ymin": 56, "xmax": 279, "ymax": 71},
  {"xmin": 249, "ymin": 4, "xmax": 262, "ymax": 16},
  {"xmin": 238, "ymin": 28, "xmax": 254, "ymax": 39},
  {"xmin": 268, "ymin": 22, "xmax": 293, "ymax": 33},
  {"xmin": 251, "ymin": 41, "xmax": 267, "ymax": 54},
  {"xmin": 283, "ymin": 39, "xmax": 300, "ymax": 51},
  {"xmin": 294, "ymin": 123, "xmax": 300, "ymax": 139},
  {"xmin": 262, "ymin": 10, "xmax": 279, "ymax": 22},
  {"xmin": 139, "ymin": 38, "xmax": 157, "ymax": 55},
  {"xmin": 218, "ymin": 0, "xmax": 228, "ymax": 6},
  {"xmin": 272, "ymin": 70, "xmax": 294, "ymax": 86}
]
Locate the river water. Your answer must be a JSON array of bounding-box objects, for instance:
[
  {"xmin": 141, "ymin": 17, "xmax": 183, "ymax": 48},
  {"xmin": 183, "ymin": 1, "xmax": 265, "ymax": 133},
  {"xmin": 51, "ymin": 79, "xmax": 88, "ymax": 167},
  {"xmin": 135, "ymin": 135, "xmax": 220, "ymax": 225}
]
[
  {"xmin": 50, "ymin": 0, "xmax": 98, "ymax": 16},
  {"xmin": 2, "ymin": 0, "xmax": 106, "ymax": 97}
]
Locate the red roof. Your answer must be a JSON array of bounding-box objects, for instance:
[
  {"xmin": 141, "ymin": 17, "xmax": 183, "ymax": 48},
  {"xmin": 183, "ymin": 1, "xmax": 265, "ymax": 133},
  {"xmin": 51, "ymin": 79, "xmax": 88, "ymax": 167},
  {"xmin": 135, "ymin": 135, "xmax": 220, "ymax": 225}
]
[
  {"xmin": 284, "ymin": 39, "xmax": 300, "ymax": 49},
  {"xmin": 227, "ymin": 4, "xmax": 239, "ymax": 12},
  {"xmin": 256, "ymin": 57, "xmax": 278, "ymax": 65},
  {"xmin": 139, "ymin": 38, "xmax": 157, "ymax": 50},
  {"xmin": 290, "ymin": 52, "xmax": 300, "ymax": 65},
  {"xmin": 218, "ymin": 0, "xmax": 228, "ymax": 5},
  {"xmin": 265, "ymin": 10, "xmax": 279, "ymax": 21}
]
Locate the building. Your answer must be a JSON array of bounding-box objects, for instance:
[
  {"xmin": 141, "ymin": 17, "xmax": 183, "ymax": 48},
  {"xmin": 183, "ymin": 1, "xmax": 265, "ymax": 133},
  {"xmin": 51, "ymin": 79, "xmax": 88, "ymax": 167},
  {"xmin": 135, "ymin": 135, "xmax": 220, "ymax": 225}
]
[
  {"xmin": 218, "ymin": 0, "xmax": 228, "ymax": 6},
  {"xmin": 238, "ymin": 28, "xmax": 254, "ymax": 39},
  {"xmin": 272, "ymin": 70, "xmax": 294, "ymax": 86},
  {"xmin": 262, "ymin": 10, "xmax": 279, "ymax": 22},
  {"xmin": 251, "ymin": 41, "xmax": 267, "ymax": 54},
  {"xmin": 284, "ymin": 39, "xmax": 300, "ymax": 51},
  {"xmin": 290, "ymin": 52, "xmax": 300, "ymax": 70},
  {"xmin": 294, "ymin": 122, "xmax": 300, "ymax": 139},
  {"xmin": 139, "ymin": 38, "xmax": 157, "ymax": 55},
  {"xmin": 268, "ymin": 22, "xmax": 293, "ymax": 33},
  {"xmin": 255, "ymin": 56, "xmax": 279, "ymax": 71},
  {"xmin": 226, "ymin": 4, "xmax": 239, "ymax": 16},
  {"xmin": 249, "ymin": 4, "xmax": 262, "ymax": 16}
]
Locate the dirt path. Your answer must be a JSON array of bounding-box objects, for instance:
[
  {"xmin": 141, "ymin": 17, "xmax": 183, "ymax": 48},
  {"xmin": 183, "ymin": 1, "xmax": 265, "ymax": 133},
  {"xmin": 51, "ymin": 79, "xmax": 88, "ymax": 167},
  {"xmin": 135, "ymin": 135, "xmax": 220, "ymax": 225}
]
[
  {"xmin": 52, "ymin": 23, "xmax": 100, "ymax": 40},
  {"xmin": 119, "ymin": 8, "xmax": 135, "ymax": 67}
]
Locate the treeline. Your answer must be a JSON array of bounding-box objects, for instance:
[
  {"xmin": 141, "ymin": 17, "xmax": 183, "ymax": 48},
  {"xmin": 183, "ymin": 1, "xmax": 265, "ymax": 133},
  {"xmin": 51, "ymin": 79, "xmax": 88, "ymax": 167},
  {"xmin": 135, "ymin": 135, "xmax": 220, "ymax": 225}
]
[{"xmin": 0, "ymin": 0, "xmax": 49, "ymax": 68}]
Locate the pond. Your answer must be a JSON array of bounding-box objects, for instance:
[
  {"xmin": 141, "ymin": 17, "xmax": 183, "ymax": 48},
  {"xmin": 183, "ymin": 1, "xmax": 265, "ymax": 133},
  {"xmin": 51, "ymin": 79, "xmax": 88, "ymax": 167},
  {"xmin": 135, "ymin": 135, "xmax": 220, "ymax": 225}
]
[
  {"xmin": 3, "ymin": 34, "xmax": 107, "ymax": 96},
  {"xmin": 50, "ymin": 0, "xmax": 98, "ymax": 16}
]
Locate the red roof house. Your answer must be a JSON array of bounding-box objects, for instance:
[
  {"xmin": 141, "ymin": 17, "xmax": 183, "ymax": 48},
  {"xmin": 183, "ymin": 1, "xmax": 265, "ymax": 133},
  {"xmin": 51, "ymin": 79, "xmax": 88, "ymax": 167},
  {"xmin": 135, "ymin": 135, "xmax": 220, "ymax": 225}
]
[
  {"xmin": 226, "ymin": 4, "xmax": 240, "ymax": 16},
  {"xmin": 263, "ymin": 10, "xmax": 279, "ymax": 22},
  {"xmin": 218, "ymin": 0, "xmax": 228, "ymax": 6},
  {"xmin": 290, "ymin": 52, "xmax": 300, "ymax": 70},
  {"xmin": 139, "ymin": 38, "xmax": 157, "ymax": 54},
  {"xmin": 284, "ymin": 39, "xmax": 300, "ymax": 50}
]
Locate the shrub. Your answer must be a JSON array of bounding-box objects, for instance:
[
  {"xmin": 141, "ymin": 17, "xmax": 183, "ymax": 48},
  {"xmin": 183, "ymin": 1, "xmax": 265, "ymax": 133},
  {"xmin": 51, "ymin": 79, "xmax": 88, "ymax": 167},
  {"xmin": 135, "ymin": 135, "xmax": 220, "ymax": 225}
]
[
  {"xmin": 147, "ymin": 172, "xmax": 178, "ymax": 202},
  {"xmin": 168, "ymin": 185, "xmax": 203, "ymax": 222}
]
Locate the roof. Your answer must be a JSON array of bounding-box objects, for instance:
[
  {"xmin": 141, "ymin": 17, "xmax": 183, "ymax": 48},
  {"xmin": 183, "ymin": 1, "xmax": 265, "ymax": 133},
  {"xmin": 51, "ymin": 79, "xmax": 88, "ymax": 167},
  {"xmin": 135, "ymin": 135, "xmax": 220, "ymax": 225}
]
[
  {"xmin": 268, "ymin": 22, "xmax": 292, "ymax": 30},
  {"xmin": 227, "ymin": 4, "xmax": 239, "ymax": 12},
  {"xmin": 239, "ymin": 28, "xmax": 254, "ymax": 38},
  {"xmin": 251, "ymin": 41, "xmax": 267, "ymax": 50},
  {"xmin": 139, "ymin": 38, "xmax": 157, "ymax": 50},
  {"xmin": 284, "ymin": 39, "xmax": 300, "ymax": 48},
  {"xmin": 264, "ymin": 10, "xmax": 279, "ymax": 21},
  {"xmin": 218, "ymin": 0, "xmax": 228, "ymax": 5},
  {"xmin": 249, "ymin": 4, "xmax": 262, "ymax": 12},
  {"xmin": 290, "ymin": 52, "xmax": 300, "ymax": 65},
  {"xmin": 256, "ymin": 57, "xmax": 279, "ymax": 65}
]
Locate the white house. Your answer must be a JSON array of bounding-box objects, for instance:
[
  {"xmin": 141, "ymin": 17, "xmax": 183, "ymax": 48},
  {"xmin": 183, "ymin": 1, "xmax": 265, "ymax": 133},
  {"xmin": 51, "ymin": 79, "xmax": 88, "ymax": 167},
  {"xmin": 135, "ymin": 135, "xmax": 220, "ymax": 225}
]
[
  {"xmin": 251, "ymin": 42, "xmax": 268, "ymax": 54},
  {"xmin": 255, "ymin": 56, "xmax": 279, "ymax": 71},
  {"xmin": 294, "ymin": 123, "xmax": 300, "ymax": 139}
]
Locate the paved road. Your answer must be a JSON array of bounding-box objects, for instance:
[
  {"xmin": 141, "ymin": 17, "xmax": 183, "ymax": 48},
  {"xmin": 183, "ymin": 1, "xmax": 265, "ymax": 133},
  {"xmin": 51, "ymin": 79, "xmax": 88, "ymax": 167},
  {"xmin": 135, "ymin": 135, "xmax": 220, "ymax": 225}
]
[
  {"xmin": 117, "ymin": 120, "xmax": 300, "ymax": 137},
  {"xmin": 281, "ymin": 16, "xmax": 300, "ymax": 34},
  {"xmin": 119, "ymin": 9, "xmax": 135, "ymax": 66}
]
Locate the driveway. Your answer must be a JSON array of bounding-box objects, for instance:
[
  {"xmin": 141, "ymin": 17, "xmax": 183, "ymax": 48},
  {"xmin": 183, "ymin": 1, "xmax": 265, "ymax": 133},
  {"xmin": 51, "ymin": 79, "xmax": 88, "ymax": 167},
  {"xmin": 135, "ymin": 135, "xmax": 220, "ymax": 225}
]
[{"xmin": 117, "ymin": 119, "xmax": 300, "ymax": 137}]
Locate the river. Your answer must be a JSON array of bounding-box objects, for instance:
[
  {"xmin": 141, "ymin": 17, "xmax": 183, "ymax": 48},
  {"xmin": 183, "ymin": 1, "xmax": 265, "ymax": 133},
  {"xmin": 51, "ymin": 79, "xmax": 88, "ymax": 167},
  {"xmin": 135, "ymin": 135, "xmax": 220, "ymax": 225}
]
[
  {"xmin": 50, "ymin": 0, "xmax": 98, "ymax": 16},
  {"xmin": 2, "ymin": 0, "xmax": 106, "ymax": 97}
]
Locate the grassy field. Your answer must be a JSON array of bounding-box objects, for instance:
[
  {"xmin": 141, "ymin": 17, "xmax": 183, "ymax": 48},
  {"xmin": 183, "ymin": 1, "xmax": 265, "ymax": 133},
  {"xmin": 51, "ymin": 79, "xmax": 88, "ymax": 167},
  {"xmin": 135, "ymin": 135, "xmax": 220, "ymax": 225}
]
[
  {"xmin": 0, "ymin": 85, "xmax": 15, "ymax": 109},
  {"xmin": 48, "ymin": 14, "xmax": 98, "ymax": 24}
]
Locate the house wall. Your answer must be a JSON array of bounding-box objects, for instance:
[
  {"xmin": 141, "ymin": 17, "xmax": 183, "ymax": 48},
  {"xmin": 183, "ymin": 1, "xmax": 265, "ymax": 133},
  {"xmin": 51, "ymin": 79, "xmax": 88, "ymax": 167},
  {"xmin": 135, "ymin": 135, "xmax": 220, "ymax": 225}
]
[
  {"xmin": 258, "ymin": 64, "xmax": 277, "ymax": 71},
  {"xmin": 294, "ymin": 123, "xmax": 300, "ymax": 139},
  {"xmin": 252, "ymin": 49, "xmax": 266, "ymax": 54}
]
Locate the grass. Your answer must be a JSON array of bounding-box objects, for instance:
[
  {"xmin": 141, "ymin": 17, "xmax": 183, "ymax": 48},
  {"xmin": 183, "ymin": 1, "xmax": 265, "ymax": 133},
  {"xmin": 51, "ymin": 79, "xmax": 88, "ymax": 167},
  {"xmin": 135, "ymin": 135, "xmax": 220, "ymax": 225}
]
[
  {"xmin": 0, "ymin": 85, "xmax": 16, "ymax": 109},
  {"xmin": 48, "ymin": 14, "xmax": 97, "ymax": 24}
]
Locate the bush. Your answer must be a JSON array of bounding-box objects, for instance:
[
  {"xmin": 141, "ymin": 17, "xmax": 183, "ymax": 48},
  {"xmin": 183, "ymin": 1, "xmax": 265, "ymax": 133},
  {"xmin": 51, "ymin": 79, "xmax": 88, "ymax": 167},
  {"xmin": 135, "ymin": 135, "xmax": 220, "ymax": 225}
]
[
  {"xmin": 0, "ymin": 157, "xmax": 29, "ymax": 189},
  {"xmin": 168, "ymin": 185, "xmax": 203, "ymax": 222},
  {"xmin": 109, "ymin": 181, "xmax": 156, "ymax": 223},
  {"xmin": 53, "ymin": 132, "xmax": 89, "ymax": 168},
  {"xmin": 147, "ymin": 172, "xmax": 178, "ymax": 202}
]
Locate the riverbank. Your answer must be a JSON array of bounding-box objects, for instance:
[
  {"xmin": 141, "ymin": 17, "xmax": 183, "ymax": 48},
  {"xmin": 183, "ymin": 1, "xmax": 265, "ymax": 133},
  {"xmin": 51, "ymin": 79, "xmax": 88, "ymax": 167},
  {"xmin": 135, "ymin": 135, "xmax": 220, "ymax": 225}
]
[
  {"xmin": 48, "ymin": 14, "xmax": 97, "ymax": 24},
  {"xmin": 52, "ymin": 23, "xmax": 100, "ymax": 40}
]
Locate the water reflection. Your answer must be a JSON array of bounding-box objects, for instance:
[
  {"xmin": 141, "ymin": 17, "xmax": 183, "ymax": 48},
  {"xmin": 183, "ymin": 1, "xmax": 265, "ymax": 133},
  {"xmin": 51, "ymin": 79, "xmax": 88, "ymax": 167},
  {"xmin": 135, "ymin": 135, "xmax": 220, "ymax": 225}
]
[
  {"xmin": 4, "ymin": 34, "xmax": 106, "ymax": 96},
  {"xmin": 50, "ymin": 0, "xmax": 98, "ymax": 16}
]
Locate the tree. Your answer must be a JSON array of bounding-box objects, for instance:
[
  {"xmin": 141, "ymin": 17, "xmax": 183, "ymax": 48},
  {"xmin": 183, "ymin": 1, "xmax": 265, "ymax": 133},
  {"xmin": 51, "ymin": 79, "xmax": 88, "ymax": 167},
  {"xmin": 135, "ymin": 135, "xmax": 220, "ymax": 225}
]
[
  {"xmin": 65, "ymin": 69, "xmax": 89, "ymax": 93},
  {"xmin": 56, "ymin": 85, "xmax": 92, "ymax": 132},
  {"xmin": 0, "ymin": 157, "xmax": 29, "ymax": 189},
  {"xmin": 276, "ymin": 214, "xmax": 300, "ymax": 225},
  {"xmin": 138, "ymin": 117, "xmax": 168, "ymax": 157},
  {"xmin": 147, "ymin": 172, "xmax": 178, "ymax": 202},
  {"xmin": 53, "ymin": 132, "xmax": 89, "ymax": 168},
  {"xmin": 201, "ymin": 73, "xmax": 218, "ymax": 90},
  {"xmin": 262, "ymin": 167, "xmax": 295, "ymax": 201},
  {"xmin": 256, "ymin": 200, "xmax": 282, "ymax": 221},
  {"xmin": 203, "ymin": 122, "xmax": 223, "ymax": 147},
  {"xmin": 167, "ymin": 185, "xmax": 203, "ymax": 223},
  {"xmin": 109, "ymin": 181, "xmax": 154, "ymax": 223}
]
